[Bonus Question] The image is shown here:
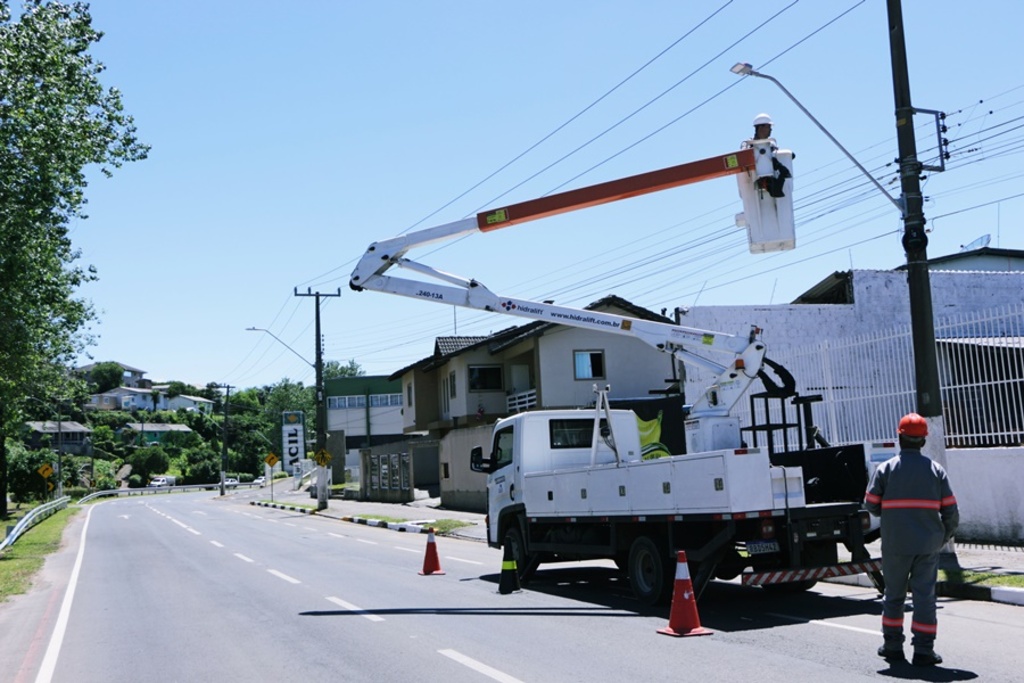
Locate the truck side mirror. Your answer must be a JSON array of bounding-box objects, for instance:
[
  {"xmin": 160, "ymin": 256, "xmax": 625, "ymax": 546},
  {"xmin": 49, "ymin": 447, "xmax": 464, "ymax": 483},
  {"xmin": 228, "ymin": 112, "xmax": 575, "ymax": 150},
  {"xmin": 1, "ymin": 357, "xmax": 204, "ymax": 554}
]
[{"xmin": 470, "ymin": 445, "xmax": 490, "ymax": 473}]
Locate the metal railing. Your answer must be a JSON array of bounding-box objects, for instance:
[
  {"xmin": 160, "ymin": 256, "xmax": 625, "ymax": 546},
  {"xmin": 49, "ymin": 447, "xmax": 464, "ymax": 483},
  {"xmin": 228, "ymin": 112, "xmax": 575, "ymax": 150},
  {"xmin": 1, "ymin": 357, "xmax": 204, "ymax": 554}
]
[
  {"xmin": 77, "ymin": 482, "xmax": 259, "ymax": 504},
  {"xmin": 0, "ymin": 496, "xmax": 71, "ymax": 554},
  {"xmin": 507, "ymin": 389, "xmax": 537, "ymax": 413},
  {"xmin": 688, "ymin": 303, "xmax": 1024, "ymax": 448}
]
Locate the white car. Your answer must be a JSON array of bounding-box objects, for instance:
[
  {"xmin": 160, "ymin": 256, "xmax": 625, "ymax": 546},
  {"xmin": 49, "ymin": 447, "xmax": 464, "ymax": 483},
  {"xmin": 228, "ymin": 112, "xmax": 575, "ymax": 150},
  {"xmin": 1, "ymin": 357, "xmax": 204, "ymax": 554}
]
[
  {"xmin": 224, "ymin": 477, "xmax": 239, "ymax": 488},
  {"xmin": 148, "ymin": 477, "xmax": 168, "ymax": 487},
  {"xmin": 253, "ymin": 476, "xmax": 265, "ymax": 486}
]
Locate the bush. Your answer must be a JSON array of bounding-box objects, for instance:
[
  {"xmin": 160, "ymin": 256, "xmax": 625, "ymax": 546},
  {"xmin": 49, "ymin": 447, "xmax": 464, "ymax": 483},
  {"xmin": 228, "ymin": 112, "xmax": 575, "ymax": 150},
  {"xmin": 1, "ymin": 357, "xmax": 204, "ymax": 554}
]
[{"xmin": 127, "ymin": 474, "xmax": 143, "ymax": 488}]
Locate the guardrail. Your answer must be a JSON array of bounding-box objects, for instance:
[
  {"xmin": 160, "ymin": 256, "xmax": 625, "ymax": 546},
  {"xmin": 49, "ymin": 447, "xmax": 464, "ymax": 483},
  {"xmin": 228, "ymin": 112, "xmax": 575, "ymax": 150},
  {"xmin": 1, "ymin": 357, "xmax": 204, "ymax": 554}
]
[
  {"xmin": 77, "ymin": 482, "xmax": 261, "ymax": 504},
  {"xmin": 0, "ymin": 496, "xmax": 71, "ymax": 554}
]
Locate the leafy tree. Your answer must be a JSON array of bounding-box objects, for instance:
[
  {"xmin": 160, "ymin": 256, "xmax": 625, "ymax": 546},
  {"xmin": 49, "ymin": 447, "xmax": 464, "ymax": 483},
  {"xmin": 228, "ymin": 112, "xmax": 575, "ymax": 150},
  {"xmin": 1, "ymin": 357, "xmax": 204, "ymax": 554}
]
[
  {"xmin": 91, "ymin": 458, "xmax": 117, "ymax": 490},
  {"xmin": 88, "ymin": 362, "xmax": 125, "ymax": 393},
  {"xmin": 324, "ymin": 359, "xmax": 365, "ymax": 380},
  {"xmin": 182, "ymin": 446, "xmax": 220, "ymax": 485},
  {"xmin": 126, "ymin": 444, "xmax": 169, "ymax": 484},
  {"xmin": 6, "ymin": 442, "xmax": 51, "ymax": 504},
  {"xmin": 0, "ymin": 1, "xmax": 147, "ymax": 518}
]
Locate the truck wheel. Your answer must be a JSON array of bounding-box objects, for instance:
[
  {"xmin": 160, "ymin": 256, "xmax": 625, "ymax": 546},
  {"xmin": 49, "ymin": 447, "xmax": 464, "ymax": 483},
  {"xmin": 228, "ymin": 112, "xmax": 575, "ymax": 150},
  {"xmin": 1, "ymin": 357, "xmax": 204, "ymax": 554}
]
[
  {"xmin": 628, "ymin": 537, "xmax": 672, "ymax": 605},
  {"xmin": 503, "ymin": 526, "xmax": 537, "ymax": 584}
]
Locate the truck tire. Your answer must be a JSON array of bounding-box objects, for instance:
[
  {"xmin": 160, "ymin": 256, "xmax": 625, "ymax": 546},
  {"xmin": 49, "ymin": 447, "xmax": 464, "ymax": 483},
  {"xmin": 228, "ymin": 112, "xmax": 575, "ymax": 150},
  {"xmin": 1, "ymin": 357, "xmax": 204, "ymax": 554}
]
[
  {"xmin": 627, "ymin": 536, "xmax": 672, "ymax": 605},
  {"xmin": 502, "ymin": 526, "xmax": 537, "ymax": 584}
]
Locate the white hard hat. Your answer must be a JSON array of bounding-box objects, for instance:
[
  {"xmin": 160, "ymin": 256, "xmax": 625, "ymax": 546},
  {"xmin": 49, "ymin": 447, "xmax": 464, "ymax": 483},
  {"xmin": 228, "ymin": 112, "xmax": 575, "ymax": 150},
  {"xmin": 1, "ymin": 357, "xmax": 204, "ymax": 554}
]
[{"xmin": 753, "ymin": 113, "xmax": 773, "ymax": 126}]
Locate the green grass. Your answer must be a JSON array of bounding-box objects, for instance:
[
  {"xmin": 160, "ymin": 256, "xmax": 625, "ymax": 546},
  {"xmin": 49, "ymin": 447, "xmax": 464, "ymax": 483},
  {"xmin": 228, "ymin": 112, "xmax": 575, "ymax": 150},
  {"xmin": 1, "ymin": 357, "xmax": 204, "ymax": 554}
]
[
  {"xmin": 0, "ymin": 507, "xmax": 79, "ymax": 602},
  {"xmin": 941, "ymin": 569, "xmax": 1024, "ymax": 589}
]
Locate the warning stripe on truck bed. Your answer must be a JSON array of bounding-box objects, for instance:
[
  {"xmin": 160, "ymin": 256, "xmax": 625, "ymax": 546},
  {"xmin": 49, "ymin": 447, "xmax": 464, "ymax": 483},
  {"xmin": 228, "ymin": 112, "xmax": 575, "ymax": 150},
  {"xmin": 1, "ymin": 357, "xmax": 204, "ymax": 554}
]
[{"xmin": 741, "ymin": 559, "xmax": 882, "ymax": 586}]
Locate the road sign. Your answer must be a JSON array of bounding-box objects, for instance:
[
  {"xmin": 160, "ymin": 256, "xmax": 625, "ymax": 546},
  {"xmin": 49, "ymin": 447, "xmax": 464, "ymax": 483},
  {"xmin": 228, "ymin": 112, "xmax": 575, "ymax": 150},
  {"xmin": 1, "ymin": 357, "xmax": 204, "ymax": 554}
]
[
  {"xmin": 47, "ymin": 481, "xmax": 54, "ymax": 492},
  {"xmin": 264, "ymin": 452, "xmax": 280, "ymax": 468},
  {"xmin": 314, "ymin": 449, "xmax": 331, "ymax": 467},
  {"xmin": 38, "ymin": 463, "xmax": 54, "ymax": 479}
]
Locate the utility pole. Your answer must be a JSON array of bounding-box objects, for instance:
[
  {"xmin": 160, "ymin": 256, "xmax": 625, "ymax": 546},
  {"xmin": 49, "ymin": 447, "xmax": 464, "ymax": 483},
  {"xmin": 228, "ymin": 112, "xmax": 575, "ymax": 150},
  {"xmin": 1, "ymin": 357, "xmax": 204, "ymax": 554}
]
[
  {"xmin": 213, "ymin": 384, "xmax": 233, "ymax": 496},
  {"xmin": 294, "ymin": 287, "xmax": 341, "ymax": 510},
  {"xmin": 886, "ymin": 0, "xmax": 945, "ymax": 463}
]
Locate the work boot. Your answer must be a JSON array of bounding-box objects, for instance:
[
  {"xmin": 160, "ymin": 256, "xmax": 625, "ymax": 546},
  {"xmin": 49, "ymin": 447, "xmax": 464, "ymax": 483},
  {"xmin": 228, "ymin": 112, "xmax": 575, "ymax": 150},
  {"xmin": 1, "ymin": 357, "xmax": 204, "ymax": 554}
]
[
  {"xmin": 877, "ymin": 645, "xmax": 905, "ymax": 663},
  {"xmin": 912, "ymin": 651, "xmax": 943, "ymax": 667}
]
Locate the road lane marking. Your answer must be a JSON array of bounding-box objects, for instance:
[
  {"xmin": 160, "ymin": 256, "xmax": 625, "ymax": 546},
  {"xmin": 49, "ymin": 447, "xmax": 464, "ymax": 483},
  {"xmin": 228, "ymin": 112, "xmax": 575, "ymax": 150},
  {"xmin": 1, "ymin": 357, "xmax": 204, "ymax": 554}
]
[
  {"xmin": 234, "ymin": 553, "xmax": 254, "ymax": 563},
  {"xmin": 438, "ymin": 649, "xmax": 524, "ymax": 683},
  {"xmin": 325, "ymin": 596, "xmax": 385, "ymax": 622},
  {"xmin": 328, "ymin": 532, "xmax": 347, "ymax": 539},
  {"xmin": 268, "ymin": 569, "xmax": 301, "ymax": 584},
  {"xmin": 35, "ymin": 503, "xmax": 96, "ymax": 683},
  {"xmin": 395, "ymin": 546, "xmax": 419, "ymax": 553},
  {"xmin": 283, "ymin": 523, "xmax": 297, "ymax": 527},
  {"xmin": 356, "ymin": 539, "xmax": 377, "ymax": 545},
  {"xmin": 445, "ymin": 556, "xmax": 484, "ymax": 565},
  {"xmin": 187, "ymin": 528, "xmax": 201, "ymax": 535},
  {"xmin": 211, "ymin": 541, "xmax": 224, "ymax": 548},
  {"xmin": 766, "ymin": 612, "xmax": 877, "ymax": 635},
  {"xmin": 303, "ymin": 527, "xmax": 316, "ymax": 532}
]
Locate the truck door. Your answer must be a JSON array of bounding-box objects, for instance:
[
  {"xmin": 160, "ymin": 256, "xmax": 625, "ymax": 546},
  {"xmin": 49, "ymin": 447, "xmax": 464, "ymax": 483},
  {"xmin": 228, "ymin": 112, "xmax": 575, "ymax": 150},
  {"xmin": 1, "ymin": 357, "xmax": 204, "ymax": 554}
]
[{"xmin": 487, "ymin": 424, "xmax": 517, "ymax": 542}]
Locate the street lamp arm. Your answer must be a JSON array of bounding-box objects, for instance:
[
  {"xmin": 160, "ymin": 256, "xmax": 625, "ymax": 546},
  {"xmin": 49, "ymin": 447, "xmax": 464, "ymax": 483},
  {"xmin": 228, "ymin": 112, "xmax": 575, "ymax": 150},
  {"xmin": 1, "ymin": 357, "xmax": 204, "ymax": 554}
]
[
  {"xmin": 731, "ymin": 62, "xmax": 905, "ymax": 216},
  {"xmin": 246, "ymin": 327, "xmax": 314, "ymax": 368}
]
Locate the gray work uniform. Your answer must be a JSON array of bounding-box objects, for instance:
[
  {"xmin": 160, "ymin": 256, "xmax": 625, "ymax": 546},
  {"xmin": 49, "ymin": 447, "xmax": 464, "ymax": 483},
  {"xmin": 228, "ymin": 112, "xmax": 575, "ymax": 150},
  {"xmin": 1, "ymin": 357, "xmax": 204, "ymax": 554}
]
[{"xmin": 865, "ymin": 448, "xmax": 958, "ymax": 654}]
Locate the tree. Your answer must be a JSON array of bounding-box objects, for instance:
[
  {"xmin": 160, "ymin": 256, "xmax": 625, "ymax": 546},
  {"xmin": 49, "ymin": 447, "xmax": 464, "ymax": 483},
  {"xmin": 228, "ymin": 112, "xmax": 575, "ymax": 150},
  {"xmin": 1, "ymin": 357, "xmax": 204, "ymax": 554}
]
[
  {"xmin": 324, "ymin": 359, "xmax": 365, "ymax": 380},
  {"xmin": 88, "ymin": 362, "xmax": 125, "ymax": 393},
  {"xmin": 0, "ymin": 1, "xmax": 148, "ymax": 518}
]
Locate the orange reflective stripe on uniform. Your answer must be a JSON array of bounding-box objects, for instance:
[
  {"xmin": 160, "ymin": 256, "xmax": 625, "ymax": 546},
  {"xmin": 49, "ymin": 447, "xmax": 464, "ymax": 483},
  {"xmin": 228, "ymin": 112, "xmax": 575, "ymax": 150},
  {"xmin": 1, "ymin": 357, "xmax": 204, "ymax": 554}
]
[
  {"xmin": 881, "ymin": 498, "xmax": 941, "ymax": 510},
  {"xmin": 865, "ymin": 492, "xmax": 881, "ymax": 504},
  {"xmin": 940, "ymin": 495, "xmax": 957, "ymax": 507},
  {"xmin": 882, "ymin": 616, "xmax": 903, "ymax": 628},
  {"xmin": 911, "ymin": 620, "xmax": 937, "ymax": 634}
]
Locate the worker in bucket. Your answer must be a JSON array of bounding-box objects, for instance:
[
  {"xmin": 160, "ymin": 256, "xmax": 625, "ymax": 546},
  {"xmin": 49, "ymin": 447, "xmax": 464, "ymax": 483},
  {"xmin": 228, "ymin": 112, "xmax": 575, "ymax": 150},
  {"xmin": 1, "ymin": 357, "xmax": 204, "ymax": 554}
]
[
  {"xmin": 864, "ymin": 413, "xmax": 959, "ymax": 667},
  {"xmin": 743, "ymin": 113, "xmax": 789, "ymax": 197}
]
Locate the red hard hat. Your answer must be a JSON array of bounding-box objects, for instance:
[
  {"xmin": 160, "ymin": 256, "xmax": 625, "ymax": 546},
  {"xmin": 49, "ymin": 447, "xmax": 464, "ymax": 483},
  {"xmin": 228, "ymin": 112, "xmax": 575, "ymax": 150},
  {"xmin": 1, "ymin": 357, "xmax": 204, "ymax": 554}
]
[{"xmin": 898, "ymin": 412, "xmax": 928, "ymax": 437}]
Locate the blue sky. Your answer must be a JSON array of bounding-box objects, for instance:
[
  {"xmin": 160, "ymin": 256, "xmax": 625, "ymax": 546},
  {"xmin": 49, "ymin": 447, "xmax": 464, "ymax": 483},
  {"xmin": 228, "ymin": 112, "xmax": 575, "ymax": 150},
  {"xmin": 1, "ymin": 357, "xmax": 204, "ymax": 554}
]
[{"xmin": 68, "ymin": 0, "xmax": 1024, "ymax": 390}]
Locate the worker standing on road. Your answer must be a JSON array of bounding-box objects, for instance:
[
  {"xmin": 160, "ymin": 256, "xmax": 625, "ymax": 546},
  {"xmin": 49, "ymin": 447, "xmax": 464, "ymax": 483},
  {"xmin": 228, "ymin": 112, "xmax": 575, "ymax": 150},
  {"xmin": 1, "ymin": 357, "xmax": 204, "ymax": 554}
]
[{"xmin": 865, "ymin": 413, "xmax": 959, "ymax": 667}]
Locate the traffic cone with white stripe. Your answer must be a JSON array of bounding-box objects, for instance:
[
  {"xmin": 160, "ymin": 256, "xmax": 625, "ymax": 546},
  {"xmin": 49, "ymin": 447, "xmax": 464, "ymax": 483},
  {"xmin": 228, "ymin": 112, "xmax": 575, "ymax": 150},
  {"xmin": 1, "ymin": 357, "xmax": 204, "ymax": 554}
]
[
  {"xmin": 418, "ymin": 528, "xmax": 445, "ymax": 575},
  {"xmin": 498, "ymin": 543, "xmax": 521, "ymax": 594},
  {"xmin": 658, "ymin": 551, "xmax": 712, "ymax": 637}
]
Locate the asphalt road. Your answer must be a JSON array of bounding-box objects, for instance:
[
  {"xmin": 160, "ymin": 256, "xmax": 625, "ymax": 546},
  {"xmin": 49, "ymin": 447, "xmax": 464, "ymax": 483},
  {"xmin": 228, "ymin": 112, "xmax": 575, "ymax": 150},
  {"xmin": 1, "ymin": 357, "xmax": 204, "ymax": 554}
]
[{"xmin": 6, "ymin": 491, "xmax": 1024, "ymax": 683}]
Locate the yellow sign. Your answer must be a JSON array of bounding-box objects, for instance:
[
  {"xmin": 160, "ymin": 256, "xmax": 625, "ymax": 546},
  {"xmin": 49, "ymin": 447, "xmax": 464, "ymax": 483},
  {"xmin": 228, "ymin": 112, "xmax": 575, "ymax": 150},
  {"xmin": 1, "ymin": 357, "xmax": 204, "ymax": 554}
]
[
  {"xmin": 314, "ymin": 449, "xmax": 332, "ymax": 467},
  {"xmin": 47, "ymin": 481, "xmax": 55, "ymax": 492},
  {"xmin": 264, "ymin": 452, "xmax": 280, "ymax": 467},
  {"xmin": 38, "ymin": 463, "xmax": 54, "ymax": 479}
]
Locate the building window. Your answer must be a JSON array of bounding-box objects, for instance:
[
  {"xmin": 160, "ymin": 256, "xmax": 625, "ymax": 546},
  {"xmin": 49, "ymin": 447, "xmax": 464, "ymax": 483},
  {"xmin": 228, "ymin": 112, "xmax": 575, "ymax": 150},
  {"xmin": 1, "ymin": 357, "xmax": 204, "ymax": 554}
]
[
  {"xmin": 327, "ymin": 397, "xmax": 344, "ymax": 409},
  {"xmin": 469, "ymin": 365, "xmax": 503, "ymax": 392},
  {"xmin": 389, "ymin": 394, "xmax": 403, "ymax": 406},
  {"xmin": 407, "ymin": 383, "xmax": 413, "ymax": 406},
  {"xmin": 449, "ymin": 371, "xmax": 457, "ymax": 398},
  {"xmin": 573, "ymin": 350, "xmax": 605, "ymax": 380}
]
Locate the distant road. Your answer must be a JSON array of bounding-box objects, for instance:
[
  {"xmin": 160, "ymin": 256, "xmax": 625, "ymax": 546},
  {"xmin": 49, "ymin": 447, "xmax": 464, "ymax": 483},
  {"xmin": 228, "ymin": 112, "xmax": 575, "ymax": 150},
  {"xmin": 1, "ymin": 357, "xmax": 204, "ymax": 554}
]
[{"xmin": 6, "ymin": 491, "xmax": 1023, "ymax": 682}]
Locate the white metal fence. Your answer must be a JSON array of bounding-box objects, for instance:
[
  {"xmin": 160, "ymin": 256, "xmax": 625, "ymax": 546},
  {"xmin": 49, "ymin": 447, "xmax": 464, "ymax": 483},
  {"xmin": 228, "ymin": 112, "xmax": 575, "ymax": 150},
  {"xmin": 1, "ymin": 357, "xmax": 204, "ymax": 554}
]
[{"xmin": 697, "ymin": 303, "xmax": 1024, "ymax": 449}]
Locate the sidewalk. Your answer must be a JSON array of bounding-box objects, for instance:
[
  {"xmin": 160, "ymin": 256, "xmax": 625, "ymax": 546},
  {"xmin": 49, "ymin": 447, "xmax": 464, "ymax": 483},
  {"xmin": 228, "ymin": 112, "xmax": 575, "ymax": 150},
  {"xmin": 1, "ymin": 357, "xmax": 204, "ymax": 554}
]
[{"xmin": 264, "ymin": 491, "xmax": 1023, "ymax": 605}]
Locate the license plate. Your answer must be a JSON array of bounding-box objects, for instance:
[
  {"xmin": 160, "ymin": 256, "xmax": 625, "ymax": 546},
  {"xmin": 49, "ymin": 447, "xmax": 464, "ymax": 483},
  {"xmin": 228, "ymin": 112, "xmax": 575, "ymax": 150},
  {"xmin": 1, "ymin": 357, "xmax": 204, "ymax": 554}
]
[{"xmin": 746, "ymin": 540, "xmax": 780, "ymax": 555}]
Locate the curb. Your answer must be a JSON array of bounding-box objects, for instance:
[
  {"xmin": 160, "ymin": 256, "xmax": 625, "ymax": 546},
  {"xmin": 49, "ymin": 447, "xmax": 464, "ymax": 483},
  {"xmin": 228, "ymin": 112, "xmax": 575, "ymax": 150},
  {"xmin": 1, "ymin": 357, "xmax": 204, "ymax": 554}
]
[
  {"xmin": 250, "ymin": 501, "xmax": 316, "ymax": 515},
  {"xmin": 339, "ymin": 515, "xmax": 435, "ymax": 534},
  {"xmin": 824, "ymin": 573, "xmax": 1024, "ymax": 606}
]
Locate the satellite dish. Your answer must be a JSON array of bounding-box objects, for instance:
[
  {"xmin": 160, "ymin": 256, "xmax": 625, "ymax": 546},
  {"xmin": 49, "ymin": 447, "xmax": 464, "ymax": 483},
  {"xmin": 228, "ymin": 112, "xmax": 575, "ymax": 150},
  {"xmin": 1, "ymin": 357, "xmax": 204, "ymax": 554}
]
[{"xmin": 959, "ymin": 234, "xmax": 991, "ymax": 252}]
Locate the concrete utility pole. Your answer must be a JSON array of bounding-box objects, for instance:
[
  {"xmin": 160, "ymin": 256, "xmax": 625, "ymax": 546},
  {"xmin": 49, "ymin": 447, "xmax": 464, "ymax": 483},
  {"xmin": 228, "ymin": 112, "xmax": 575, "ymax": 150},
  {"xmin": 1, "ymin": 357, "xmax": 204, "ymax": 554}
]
[
  {"xmin": 213, "ymin": 384, "xmax": 233, "ymax": 496},
  {"xmin": 886, "ymin": 0, "xmax": 946, "ymax": 466},
  {"xmin": 294, "ymin": 287, "xmax": 341, "ymax": 510}
]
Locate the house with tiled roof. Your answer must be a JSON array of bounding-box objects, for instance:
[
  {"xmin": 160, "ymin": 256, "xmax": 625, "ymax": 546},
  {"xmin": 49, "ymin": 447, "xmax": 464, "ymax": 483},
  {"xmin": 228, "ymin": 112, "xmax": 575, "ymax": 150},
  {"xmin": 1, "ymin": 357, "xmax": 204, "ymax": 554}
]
[{"xmin": 389, "ymin": 295, "xmax": 680, "ymax": 436}]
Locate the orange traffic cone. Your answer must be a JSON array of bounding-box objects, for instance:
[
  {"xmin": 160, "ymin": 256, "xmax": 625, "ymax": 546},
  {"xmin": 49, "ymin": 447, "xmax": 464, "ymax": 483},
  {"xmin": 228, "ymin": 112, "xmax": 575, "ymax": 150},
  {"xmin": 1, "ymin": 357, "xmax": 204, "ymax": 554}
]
[
  {"xmin": 658, "ymin": 551, "xmax": 712, "ymax": 637},
  {"xmin": 498, "ymin": 543, "xmax": 521, "ymax": 594},
  {"xmin": 419, "ymin": 528, "xmax": 445, "ymax": 575}
]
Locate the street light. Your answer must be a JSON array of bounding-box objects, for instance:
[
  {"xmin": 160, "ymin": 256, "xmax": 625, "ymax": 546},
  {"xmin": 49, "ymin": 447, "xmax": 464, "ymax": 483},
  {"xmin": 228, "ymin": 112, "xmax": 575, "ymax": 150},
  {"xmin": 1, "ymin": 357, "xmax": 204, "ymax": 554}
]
[
  {"xmin": 246, "ymin": 326, "xmax": 329, "ymax": 510},
  {"xmin": 730, "ymin": 62, "xmax": 903, "ymax": 215}
]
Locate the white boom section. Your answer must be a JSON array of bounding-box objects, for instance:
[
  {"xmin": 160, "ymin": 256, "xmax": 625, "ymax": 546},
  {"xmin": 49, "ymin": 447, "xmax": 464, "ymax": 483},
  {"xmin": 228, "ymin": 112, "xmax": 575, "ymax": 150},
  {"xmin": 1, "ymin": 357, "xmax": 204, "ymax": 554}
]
[{"xmin": 350, "ymin": 217, "xmax": 765, "ymax": 418}]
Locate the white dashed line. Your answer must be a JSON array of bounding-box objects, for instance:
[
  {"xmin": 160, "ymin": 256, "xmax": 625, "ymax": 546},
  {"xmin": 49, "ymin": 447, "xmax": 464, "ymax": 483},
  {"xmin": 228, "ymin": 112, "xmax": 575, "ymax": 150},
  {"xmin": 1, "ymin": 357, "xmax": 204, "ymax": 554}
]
[
  {"xmin": 187, "ymin": 528, "xmax": 201, "ymax": 535},
  {"xmin": 268, "ymin": 569, "xmax": 301, "ymax": 584},
  {"xmin": 210, "ymin": 541, "xmax": 224, "ymax": 548},
  {"xmin": 325, "ymin": 596, "xmax": 385, "ymax": 622},
  {"xmin": 445, "ymin": 556, "xmax": 484, "ymax": 565},
  {"xmin": 328, "ymin": 533, "xmax": 346, "ymax": 539},
  {"xmin": 438, "ymin": 649, "xmax": 524, "ymax": 683},
  {"xmin": 356, "ymin": 539, "xmax": 378, "ymax": 545},
  {"xmin": 234, "ymin": 553, "xmax": 254, "ymax": 563},
  {"xmin": 395, "ymin": 546, "xmax": 419, "ymax": 553},
  {"xmin": 766, "ymin": 612, "xmax": 877, "ymax": 635}
]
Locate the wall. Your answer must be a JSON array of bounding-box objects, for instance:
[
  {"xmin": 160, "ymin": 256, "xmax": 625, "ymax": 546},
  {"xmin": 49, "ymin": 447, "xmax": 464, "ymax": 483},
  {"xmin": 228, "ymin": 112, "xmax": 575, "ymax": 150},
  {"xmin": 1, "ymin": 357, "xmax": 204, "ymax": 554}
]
[
  {"xmin": 439, "ymin": 424, "xmax": 491, "ymax": 512},
  {"xmin": 538, "ymin": 327, "xmax": 675, "ymax": 408},
  {"xmin": 946, "ymin": 447, "xmax": 1024, "ymax": 543}
]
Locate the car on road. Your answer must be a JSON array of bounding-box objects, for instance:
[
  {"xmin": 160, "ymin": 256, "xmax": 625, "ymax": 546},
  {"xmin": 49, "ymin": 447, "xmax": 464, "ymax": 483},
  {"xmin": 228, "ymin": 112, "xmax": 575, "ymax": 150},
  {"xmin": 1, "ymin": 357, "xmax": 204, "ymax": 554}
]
[
  {"xmin": 224, "ymin": 477, "xmax": 239, "ymax": 488},
  {"xmin": 253, "ymin": 476, "xmax": 265, "ymax": 486},
  {"xmin": 148, "ymin": 477, "xmax": 168, "ymax": 487}
]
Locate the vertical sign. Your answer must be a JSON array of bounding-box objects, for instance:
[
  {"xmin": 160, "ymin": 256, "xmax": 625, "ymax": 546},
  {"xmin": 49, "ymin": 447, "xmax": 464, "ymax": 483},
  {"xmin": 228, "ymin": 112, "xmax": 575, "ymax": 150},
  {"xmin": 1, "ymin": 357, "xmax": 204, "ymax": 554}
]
[{"xmin": 281, "ymin": 411, "xmax": 306, "ymax": 475}]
